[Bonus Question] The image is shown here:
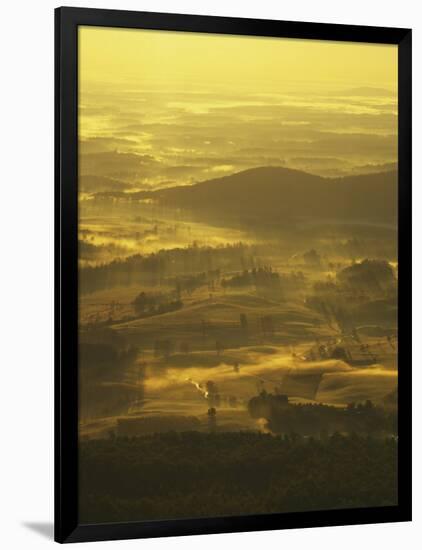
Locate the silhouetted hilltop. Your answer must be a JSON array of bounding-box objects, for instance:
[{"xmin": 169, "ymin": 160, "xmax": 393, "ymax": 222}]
[{"xmin": 148, "ymin": 167, "xmax": 397, "ymax": 224}]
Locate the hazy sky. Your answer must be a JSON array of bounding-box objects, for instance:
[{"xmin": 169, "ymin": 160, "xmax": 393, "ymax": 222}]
[
  {"xmin": 78, "ymin": 26, "xmax": 398, "ymax": 188},
  {"xmin": 79, "ymin": 26, "xmax": 397, "ymax": 89}
]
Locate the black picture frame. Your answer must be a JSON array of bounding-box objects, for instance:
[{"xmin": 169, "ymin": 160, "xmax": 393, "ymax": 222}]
[{"xmin": 55, "ymin": 6, "xmax": 412, "ymax": 544}]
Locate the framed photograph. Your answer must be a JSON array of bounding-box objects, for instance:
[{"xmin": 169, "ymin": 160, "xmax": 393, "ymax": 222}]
[{"xmin": 55, "ymin": 7, "xmax": 412, "ymax": 543}]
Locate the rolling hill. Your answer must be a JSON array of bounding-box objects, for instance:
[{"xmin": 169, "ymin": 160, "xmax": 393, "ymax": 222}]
[{"xmin": 144, "ymin": 167, "xmax": 398, "ymax": 225}]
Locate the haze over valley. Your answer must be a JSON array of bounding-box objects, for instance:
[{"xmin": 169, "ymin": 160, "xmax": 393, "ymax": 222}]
[{"xmin": 78, "ymin": 27, "xmax": 399, "ymax": 522}]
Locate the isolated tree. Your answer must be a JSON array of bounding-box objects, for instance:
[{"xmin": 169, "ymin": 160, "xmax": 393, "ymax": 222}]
[
  {"xmin": 154, "ymin": 339, "xmax": 174, "ymax": 359},
  {"xmin": 207, "ymin": 407, "xmax": 217, "ymax": 433},
  {"xmin": 132, "ymin": 291, "xmax": 149, "ymax": 313},
  {"xmin": 215, "ymin": 340, "xmax": 224, "ymax": 355},
  {"xmin": 240, "ymin": 313, "xmax": 248, "ymax": 331},
  {"xmin": 261, "ymin": 315, "xmax": 275, "ymax": 336}
]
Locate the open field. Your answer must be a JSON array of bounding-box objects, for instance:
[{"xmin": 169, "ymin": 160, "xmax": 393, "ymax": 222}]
[{"xmin": 78, "ymin": 189, "xmax": 398, "ymax": 440}]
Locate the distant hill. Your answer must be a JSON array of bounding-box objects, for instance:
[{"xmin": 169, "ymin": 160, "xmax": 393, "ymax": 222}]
[{"xmin": 141, "ymin": 167, "xmax": 398, "ymax": 225}]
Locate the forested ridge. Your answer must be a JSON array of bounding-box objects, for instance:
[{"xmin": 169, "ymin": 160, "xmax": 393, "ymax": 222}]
[{"xmin": 79, "ymin": 431, "xmax": 397, "ymax": 523}]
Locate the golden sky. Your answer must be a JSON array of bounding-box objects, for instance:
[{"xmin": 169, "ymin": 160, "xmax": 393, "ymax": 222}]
[{"xmin": 79, "ymin": 26, "xmax": 397, "ymax": 91}]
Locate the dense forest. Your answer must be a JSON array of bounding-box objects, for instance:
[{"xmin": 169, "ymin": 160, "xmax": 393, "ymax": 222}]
[{"xmin": 79, "ymin": 431, "xmax": 397, "ymax": 523}]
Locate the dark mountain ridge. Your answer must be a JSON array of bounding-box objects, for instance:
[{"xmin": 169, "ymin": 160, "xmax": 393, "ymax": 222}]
[{"xmin": 142, "ymin": 166, "xmax": 398, "ymax": 224}]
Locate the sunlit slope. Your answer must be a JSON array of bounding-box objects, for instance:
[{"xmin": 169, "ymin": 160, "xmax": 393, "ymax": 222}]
[
  {"xmin": 144, "ymin": 167, "xmax": 397, "ymax": 224},
  {"xmin": 111, "ymin": 291, "xmax": 329, "ymax": 350}
]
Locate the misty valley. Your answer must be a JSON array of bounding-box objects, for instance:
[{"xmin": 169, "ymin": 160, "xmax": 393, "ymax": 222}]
[
  {"xmin": 76, "ymin": 28, "xmax": 399, "ymax": 523},
  {"xmin": 78, "ymin": 167, "xmax": 398, "ymax": 521}
]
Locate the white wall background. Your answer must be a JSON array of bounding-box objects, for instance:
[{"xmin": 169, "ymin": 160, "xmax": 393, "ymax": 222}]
[{"xmin": 0, "ymin": 0, "xmax": 419, "ymax": 547}]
